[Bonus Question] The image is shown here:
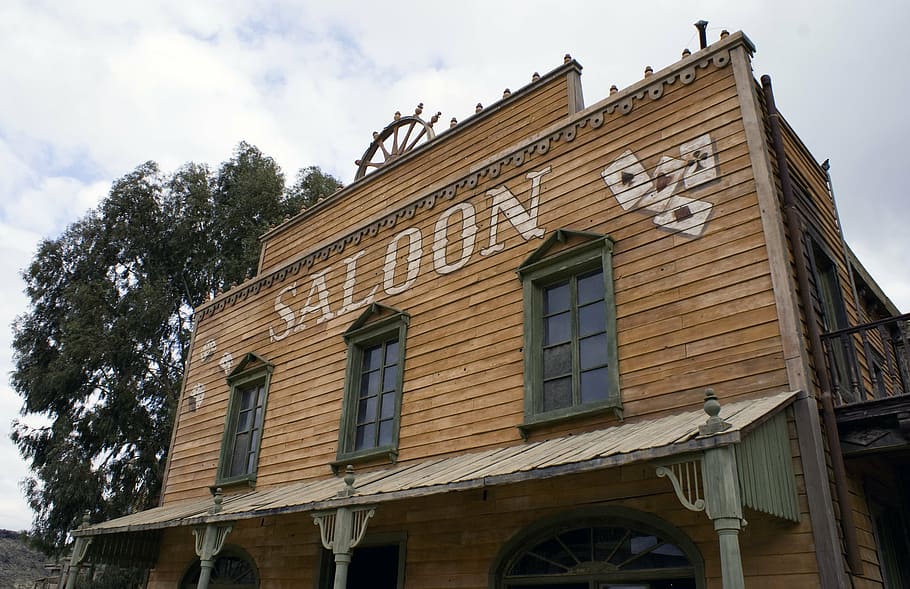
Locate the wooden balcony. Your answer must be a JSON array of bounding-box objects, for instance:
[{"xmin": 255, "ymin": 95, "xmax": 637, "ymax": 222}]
[
  {"xmin": 821, "ymin": 313, "xmax": 910, "ymax": 406},
  {"xmin": 825, "ymin": 314, "xmax": 910, "ymax": 457}
]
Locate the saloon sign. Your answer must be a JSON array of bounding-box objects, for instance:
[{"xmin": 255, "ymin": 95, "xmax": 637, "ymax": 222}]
[
  {"xmin": 267, "ymin": 133, "xmax": 719, "ymax": 342},
  {"xmin": 268, "ymin": 168, "xmax": 552, "ymax": 342}
]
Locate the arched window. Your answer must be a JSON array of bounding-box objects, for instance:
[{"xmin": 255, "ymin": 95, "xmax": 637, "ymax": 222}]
[
  {"xmin": 492, "ymin": 508, "xmax": 704, "ymax": 589},
  {"xmin": 179, "ymin": 547, "xmax": 259, "ymax": 589}
]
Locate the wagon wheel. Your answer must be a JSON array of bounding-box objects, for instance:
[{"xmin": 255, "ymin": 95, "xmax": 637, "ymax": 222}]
[{"xmin": 355, "ymin": 104, "xmax": 441, "ymax": 180}]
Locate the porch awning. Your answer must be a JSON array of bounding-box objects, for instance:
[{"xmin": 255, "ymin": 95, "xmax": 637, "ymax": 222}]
[{"xmin": 77, "ymin": 390, "xmax": 797, "ymax": 537}]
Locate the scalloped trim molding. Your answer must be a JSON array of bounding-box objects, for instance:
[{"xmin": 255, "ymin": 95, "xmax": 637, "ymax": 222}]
[{"xmin": 198, "ymin": 47, "xmax": 734, "ymax": 323}]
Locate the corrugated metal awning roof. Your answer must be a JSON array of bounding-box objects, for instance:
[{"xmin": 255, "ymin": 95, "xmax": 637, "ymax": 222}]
[{"xmin": 78, "ymin": 391, "xmax": 797, "ymax": 536}]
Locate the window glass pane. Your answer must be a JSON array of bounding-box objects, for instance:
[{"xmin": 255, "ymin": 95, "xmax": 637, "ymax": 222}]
[
  {"xmin": 580, "ymin": 367, "xmax": 609, "ymax": 404},
  {"xmin": 511, "ymin": 538, "xmax": 575, "ymax": 575},
  {"xmin": 545, "ymin": 312, "xmax": 571, "ymax": 345},
  {"xmin": 630, "ymin": 534, "xmax": 658, "ymax": 554},
  {"xmin": 355, "ymin": 423, "xmax": 376, "ymax": 450},
  {"xmin": 577, "ymin": 270, "xmax": 605, "ymax": 305},
  {"xmin": 543, "ymin": 343, "xmax": 572, "ymax": 379},
  {"xmin": 579, "ymin": 302, "xmax": 606, "ymax": 337},
  {"xmin": 580, "ymin": 333, "xmax": 608, "ymax": 370},
  {"xmin": 362, "ymin": 345, "xmax": 383, "ymax": 370},
  {"xmin": 236, "ymin": 408, "xmax": 252, "ymax": 433},
  {"xmin": 545, "ymin": 282, "xmax": 570, "ymax": 314},
  {"xmin": 593, "ymin": 526, "xmax": 628, "ymax": 562},
  {"xmin": 230, "ymin": 432, "xmax": 250, "ymax": 476},
  {"xmin": 361, "ymin": 370, "xmax": 381, "ymax": 397},
  {"xmin": 624, "ymin": 543, "xmax": 691, "ymax": 570},
  {"xmin": 543, "ymin": 377, "xmax": 572, "ymax": 412},
  {"xmin": 382, "ymin": 366, "xmax": 398, "ymax": 393},
  {"xmin": 378, "ymin": 419, "xmax": 393, "ymax": 446},
  {"xmin": 357, "ymin": 397, "xmax": 378, "ymax": 424},
  {"xmin": 560, "ymin": 527, "xmax": 592, "ymax": 564},
  {"xmin": 250, "ymin": 425, "xmax": 260, "ymax": 450},
  {"xmin": 239, "ymin": 387, "xmax": 256, "ymax": 410},
  {"xmin": 380, "ymin": 392, "xmax": 396, "ymax": 419},
  {"xmin": 384, "ymin": 339, "xmax": 399, "ymax": 365}
]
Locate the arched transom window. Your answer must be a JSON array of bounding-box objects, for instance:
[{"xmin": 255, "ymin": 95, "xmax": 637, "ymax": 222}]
[
  {"xmin": 179, "ymin": 549, "xmax": 258, "ymax": 589},
  {"xmin": 495, "ymin": 510, "xmax": 703, "ymax": 589}
]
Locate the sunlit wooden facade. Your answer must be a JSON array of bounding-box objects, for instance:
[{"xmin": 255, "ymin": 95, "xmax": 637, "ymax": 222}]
[{"xmin": 69, "ymin": 30, "xmax": 909, "ymax": 589}]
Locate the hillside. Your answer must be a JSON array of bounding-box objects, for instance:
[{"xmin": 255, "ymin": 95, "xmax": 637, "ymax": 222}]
[{"xmin": 0, "ymin": 530, "xmax": 52, "ymax": 589}]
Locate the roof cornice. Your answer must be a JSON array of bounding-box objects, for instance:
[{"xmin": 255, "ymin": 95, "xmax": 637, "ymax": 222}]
[{"xmin": 196, "ymin": 32, "xmax": 754, "ymax": 322}]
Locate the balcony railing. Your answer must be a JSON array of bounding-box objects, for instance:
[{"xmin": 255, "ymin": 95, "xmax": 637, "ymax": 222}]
[{"xmin": 820, "ymin": 313, "xmax": 910, "ymax": 406}]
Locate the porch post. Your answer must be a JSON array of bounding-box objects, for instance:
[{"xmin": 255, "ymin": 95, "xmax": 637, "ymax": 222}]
[
  {"xmin": 193, "ymin": 523, "xmax": 232, "ymax": 589},
  {"xmin": 193, "ymin": 488, "xmax": 233, "ymax": 589},
  {"xmin": 699, "ymin": 390, "xmax": 746, "ymax": 589},
  {"xmin": 703, "ymin": 445, "xmax": 745, "ymax": 589},
  {"xmin": 331, "ymin": 507, "xmax": 354, "ymax": 589},
  {"xmin": 64, "ymin": 512, "xmax": 93, "ymax": 589},
  {"xmin": 312, "ymin": 466, "xmax": 377, "ymax": 589},
  {"xmin": 658, "ymin": 390, "xmax": 747, "ymax": 588}
]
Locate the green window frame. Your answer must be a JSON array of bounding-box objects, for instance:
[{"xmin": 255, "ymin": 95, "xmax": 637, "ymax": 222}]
[
  {"xmin": 518, "ymin": 230, "xmax": 621, "ymax": 433},
  {"xmin": 336, "ymin": 304, "xmax": 409, "ymax": 467},
  {"xmin": 216, "ymin": 353, "xmax": 273, "ymax": 487}
]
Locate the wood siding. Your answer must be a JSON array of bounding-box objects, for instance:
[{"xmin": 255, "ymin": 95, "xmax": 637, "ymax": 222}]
[
  {"xmin": 162, "ymin": 43, "xmax": 789, "ymax": 504},
  {"xmin": 257, "ymin": 71, "xmax": 573, "ymax": 274},
  {"xmin": 149, "ymin": 440, "xmax": 819, "ymax": 589}
]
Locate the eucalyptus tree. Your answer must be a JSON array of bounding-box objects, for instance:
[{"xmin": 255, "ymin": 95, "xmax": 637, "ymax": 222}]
[{"xmin": 10, "ymin": 143, "xmax": 340, "ymax": 554}]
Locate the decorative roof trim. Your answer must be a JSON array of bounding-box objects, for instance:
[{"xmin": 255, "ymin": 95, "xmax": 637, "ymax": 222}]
[
  {"xmin": 197, "ymin": 33, "xmax": 747, "ymax": 323},
  {"xmin": 260, "ymin": 60, "xmax": 585, "ymax": 243}
]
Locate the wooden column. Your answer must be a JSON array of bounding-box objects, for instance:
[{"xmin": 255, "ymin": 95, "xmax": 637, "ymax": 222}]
[
  {"xmin": 703, "ymin": 445, "xmax": 745, "ymax": 589},
  {"xmin": 657, "ymin": 390, "xmax": 746, "ymax": 588},
  {"xmin": 312, "ymin": 466, "xmax": 377, "ymax": 589},
  {"xmin": 64, "ymin": 512, "xmax": 93, "ymax": 589},
  {"xmin": 192, "ymin": 488, "xmax": 233, "ymax": 589},
  {"xmin": 192, "ymin": 523, "xmax": 233, "ymax": 589}
]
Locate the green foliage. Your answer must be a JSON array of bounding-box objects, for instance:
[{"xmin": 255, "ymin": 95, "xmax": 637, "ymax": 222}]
[
  {"xmin": 287, "ymin": 164, "xmax": 342, "ymax": 210},
  {"xmin": 73, "ymin": 565, "xmax": 145, "ymax": 589},
  {"xmin": 10, "ymin": 143, "xmax": 340, "ymax": 554}
]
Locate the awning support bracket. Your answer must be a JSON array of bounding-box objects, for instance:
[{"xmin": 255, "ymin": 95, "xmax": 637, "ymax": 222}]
[
  {"xmin": 312, "ymin": 466, "xmax": 378, "ymax": 589},
  {"xmin": 656, "ymin": 458, "xmax": 706, "ymax": 513},
  {"xmin": 192, "ymin": 488, "xmax": 234, "ymax": 589},
  {"xmin": 656, "ymin": 389, "xmax": 746, "ymax": 589}
]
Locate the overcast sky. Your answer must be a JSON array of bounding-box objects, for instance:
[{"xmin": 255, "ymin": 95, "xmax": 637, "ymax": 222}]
[{"xmin": 1, "ymin": 1, "xmax": 908, "ymax": 532}]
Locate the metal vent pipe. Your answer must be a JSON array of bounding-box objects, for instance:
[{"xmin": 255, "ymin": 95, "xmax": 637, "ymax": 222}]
[{"xmin": 695, "ymin": 20, "xmax": 709, "ymax": 49}]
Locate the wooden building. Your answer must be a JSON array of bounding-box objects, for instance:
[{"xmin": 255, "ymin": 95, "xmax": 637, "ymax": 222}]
[{"xmin": 66, "ymin": 29, "xmax": 910, "ymax": 589}]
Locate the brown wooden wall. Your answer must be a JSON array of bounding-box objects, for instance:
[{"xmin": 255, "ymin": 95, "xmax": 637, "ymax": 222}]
[
  {"xmin": 162, "ymin": 40, "xmax": 790, "ymax": 503},
  {"xmin": 778, "ymin": 116, "xmax": 887, "ymax": 400},
  {"xmin": 257, "ymin": 70, "xmax": 574, "ymax": 274},
  {"xmin": 774, "ymin": 117, "xmax": 898, "ymax": 587},
  {"xmin": 148, "ymin": 422, "xmax": 819, "ymax": 589}
]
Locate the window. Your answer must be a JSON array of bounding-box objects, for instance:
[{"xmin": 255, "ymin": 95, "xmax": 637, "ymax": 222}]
[
  {"xmin": 180, "ymin": 547, "xmax": 259, "ymax": 589},
  {"xmin": 492, "ymin": 508, "xmax": 704, "ymax": 589},
  {"xmin": 518, "ymin": 230, "xmax": 621, "ymax": 430},
  {"xmin": 217, "ymin": 353, "xmax": 273, "ymax": 486},
  {"xmin": 807, "ymin": 237, "xmax": 857, "ymax": 402},
  {"xmin": 336, "ymin": 304, "xmax": 409, "ymax": 466}
]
